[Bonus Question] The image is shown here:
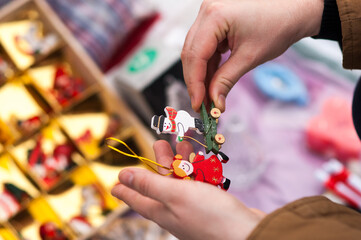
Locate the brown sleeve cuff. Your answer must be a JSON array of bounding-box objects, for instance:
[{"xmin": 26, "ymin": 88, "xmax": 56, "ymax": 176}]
[
  {"xmin": 313, "ymin": 0, "xmax": 342, "ymax": 43},
  {"xmin": 336, "ymin": 0, "xmax": 361, "ymax": 69},
  {"xmin": 247, "ymin": 196, "xmax": 361, "ymax": 240}
]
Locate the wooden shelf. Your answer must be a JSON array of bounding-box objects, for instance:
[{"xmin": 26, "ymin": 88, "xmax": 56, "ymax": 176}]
[{"xmin": 0, "ymin": 0, "xmax": 156, "ymax": 239}]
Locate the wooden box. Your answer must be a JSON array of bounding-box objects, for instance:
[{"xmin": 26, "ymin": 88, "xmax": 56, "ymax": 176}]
[{"xmin": 0, "ymin": 0, "xmax": 155, "ymax": 239}]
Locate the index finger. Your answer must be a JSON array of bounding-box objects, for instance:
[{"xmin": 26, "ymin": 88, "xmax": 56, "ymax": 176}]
[
  {"xmin": 153, "ymin": 140, "xmax": 174, "ymax": 175},
  {"xmin": 181, "ymin": 7, "xmax": 228, "ymax": 111}
]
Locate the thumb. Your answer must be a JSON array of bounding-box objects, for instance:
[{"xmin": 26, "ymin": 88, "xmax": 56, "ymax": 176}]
[
  {"xmin": 210, "ymin": 51, "xmax": 252, "ymax": 112},
  {"xmin": 118, "ymin": 168, "xmax": 186, "ymax": 204}
]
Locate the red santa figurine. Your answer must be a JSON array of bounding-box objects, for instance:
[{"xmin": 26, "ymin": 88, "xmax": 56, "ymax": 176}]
[
  {"xmin": 28, "ymin": 137, "xmax": 74, "ymax": 186},
  {"xmin": 171, "ymin": 151, "xmax": 231, "ymax": 190},
  {"xmin": 52, "ymin": 67, "xmax": 84, "ymax": 106}
]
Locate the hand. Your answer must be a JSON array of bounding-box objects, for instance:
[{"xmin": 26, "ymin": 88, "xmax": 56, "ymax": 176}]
[
  {"xmin": 182, "ymin": 0, "xmax": 323, "ymax": 112},
  {"xmin": 112, "ymin": 140, "xmax": 266, "ymax": 240}
]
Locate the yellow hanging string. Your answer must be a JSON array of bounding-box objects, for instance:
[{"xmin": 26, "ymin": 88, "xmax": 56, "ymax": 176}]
[
  {"xmin": 106, "ymin": 137, "xmax": 173, "ymax": 176},
  {"xmin": 181, "ymin": 136, "xmax": 207, "ymax": 148}
]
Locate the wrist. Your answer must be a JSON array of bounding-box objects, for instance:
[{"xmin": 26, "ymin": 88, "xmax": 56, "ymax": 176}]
[
  {"xmin": 308, "ymin": 0, "xmax": 326, "ymax": 36},
  {"xmin": 292, "ymin": 0, "xmax": 324, "ymax": 39}
]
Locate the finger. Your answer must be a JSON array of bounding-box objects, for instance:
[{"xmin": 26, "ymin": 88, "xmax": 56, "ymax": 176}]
[
  {"xmin": 209, "ymin": 49, "xmax": 251, "ymax": 111},
  {"xmin": 182, "ymin": 13, "xmax": 201, "ymax": 63},
  {"xmin": 117, "ymin": 168, "xmax": 187, "ymax": 204},
  {"xmin": 111, "ymin": 183, "xmax": 167, "ymax": 221},
  {"xmin": 176, "ymin": 141, "xmax": 194, "ymax": 160},
  {"xmin": 182, "ymin": 9, "xmax": 204, "ymax": 112},
  {"xmin": 182, "ymin": 0, "xmax": 203, "ymax": 57},
  {"xmin": 182, "ymin": 13, "xmax": 227, "ymax": 111},
  {"xmin": 205, "ymin": 51, "xmax": 222, "ymax": 104},
  {"xmin": 153, "ymin": 140, "xmax": 174, "ymax": 175},
  {"xmin": 250, "ymin": 208, "xmax": 267, "ymax": 218}
]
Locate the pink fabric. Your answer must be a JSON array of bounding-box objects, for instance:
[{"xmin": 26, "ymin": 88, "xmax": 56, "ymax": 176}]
[{"xmin": 219, "ymin": 48, "xmax": 356, "ymax": 213}]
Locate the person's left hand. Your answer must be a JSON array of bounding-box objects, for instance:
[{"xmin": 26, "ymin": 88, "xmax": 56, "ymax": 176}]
[{"xmin": 111, "ymin": 140, "xmax": 266, "ymax": 240}]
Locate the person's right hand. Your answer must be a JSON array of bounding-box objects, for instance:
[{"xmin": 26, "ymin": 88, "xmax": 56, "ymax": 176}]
[{"xmin": 182, "ymin": 0, "xmax": 323, "ymax": 112}]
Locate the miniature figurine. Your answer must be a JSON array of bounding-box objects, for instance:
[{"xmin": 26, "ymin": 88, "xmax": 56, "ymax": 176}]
[
  {"xmin": 28, "ymin": 137, "xmax": 74, "ymax": 186},
  {"xmin": 171, "ymin": 151, "xmax": 231, "ymax": 190},
  {"xmin": 151, "ymin": 106, "xmax": 204, "ymax": 142},
  {"xmin": 3, "ymin": 182, "xmax": 31, "ymax": 203},
  {"xmin": 14, "ymin": 115, "xmax": 42, "ymax": 135},
  {"xmin": 316, "ymin": 159, "xmax": 361, "ymax": 210},
  {"xmin": 81, "ymin": 184, "xmax": 108, "ymax": 216},
  {"xmin": 69, "ymin": 215, "xmax": 92, "ymax": 236},
  {"xmin": 51, "ymin": 67, "xmax": 84, "ymax": 106},
  {"xmin": 39, "ymin": 222, "xmax": 68, "ymax": 240},
  {"xmin": 15, "ymin": 23, "xmax": 59, "ymax": 56},
  {"xmin": 0, "ymin": 183, "xmax": 31, "ymax": 221}
]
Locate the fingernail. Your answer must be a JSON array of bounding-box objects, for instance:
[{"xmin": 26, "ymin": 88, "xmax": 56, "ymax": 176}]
[
  {"xmin": 119, "ymin": 170, "xmax": 134, "ymax": 186},
  {"xmin": 110, "ymin": 186, "xmax": 118, "ymax": 197},
  {"xmin": 217, "ymin": 94, "xmax": 225, "ymax": 110}
]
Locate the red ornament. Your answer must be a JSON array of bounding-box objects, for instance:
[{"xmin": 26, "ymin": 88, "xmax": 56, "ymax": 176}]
[
  {"xmin": 27, "ymin": 137, "xmax": 74, "ymax": 187},
  {"xmin": 39, "ymin": 222, "xmax": 68, "ymax": 240},
  {"xmin": 306, "ymin": 97, "xmax": 361, "ymax": 161},
  {"xmin": 171, "ymin": 151, "xmax": 231, "ymax": 190},
  {"xmin": 16, "ymin": 116, "xmax": 42, "ymax": 134},
  {"xmin": 316, "ymin": 159, "xmax": 361, "ymax": 209},
  {"xmin": 51, "ymin": 67, "xmax": 84, "ymax": 106},
  {"xmin": 76, "ymin": 129, "xmax": 92, "ymax": 144}
]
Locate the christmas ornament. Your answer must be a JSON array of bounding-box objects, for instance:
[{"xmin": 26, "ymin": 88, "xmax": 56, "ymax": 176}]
[
  {"xmin": 106, "ymin": 138, "xmax": 231, "ymax": 190},
  {"xmin": 171, "ymin": 151, "xmax": 231, "ymax": 190},
  {"xmin": 151, "ymin": 106, "xmax": 204, "ymax": 142},
  {"xmin": 306, "ymin": 97, "xmax": 361, "ymax": 161},
  {"xmin": 151, "ymin": 103, "xmax": 225, "ymax": 154}
]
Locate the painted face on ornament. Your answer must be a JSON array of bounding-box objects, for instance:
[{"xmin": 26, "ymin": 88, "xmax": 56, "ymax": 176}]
[
  {"xmin": 162, "ymin": 118, "xmax": 172, "ymax": 132},
  {"xmin": 172, "ymin": 160, "xmax": 194, "ymax": 177}
]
